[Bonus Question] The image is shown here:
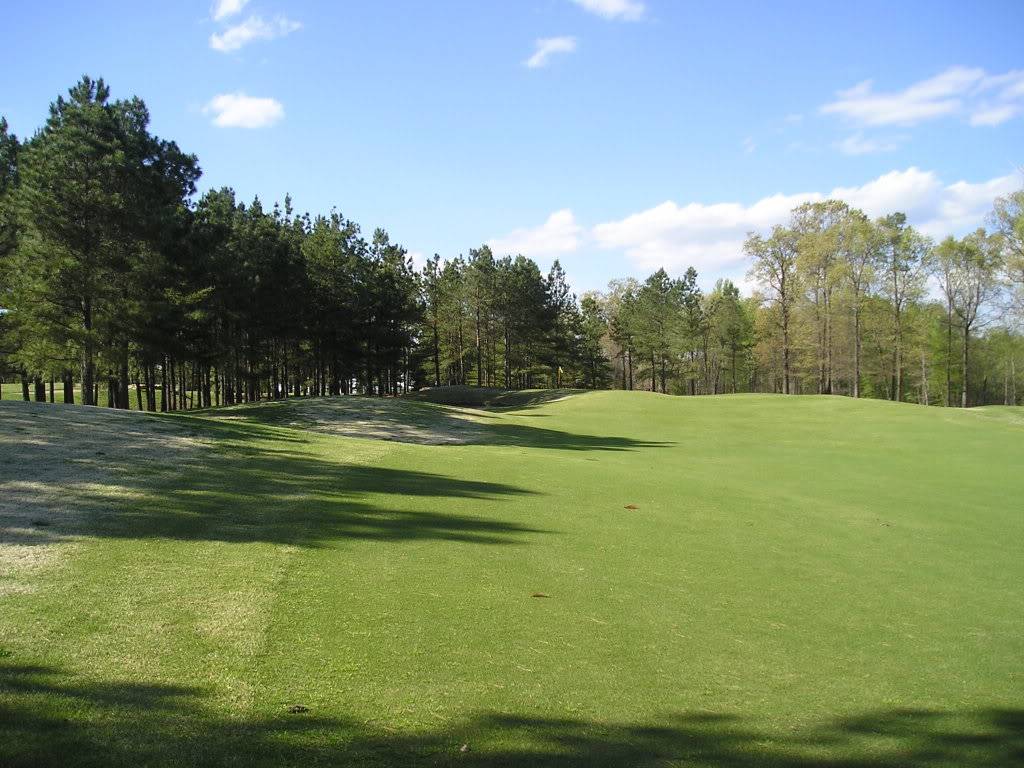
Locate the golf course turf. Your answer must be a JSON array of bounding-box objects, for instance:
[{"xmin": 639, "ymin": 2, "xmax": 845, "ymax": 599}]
[{"xmin": 1, "ymin": 391, "xmax": 1022, "ymax": 766}]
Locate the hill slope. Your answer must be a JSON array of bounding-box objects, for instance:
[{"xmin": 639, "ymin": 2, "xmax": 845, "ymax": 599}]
[{"xmin": 1, "ymin": 393, "xmax": 1022, "ymax": 766}]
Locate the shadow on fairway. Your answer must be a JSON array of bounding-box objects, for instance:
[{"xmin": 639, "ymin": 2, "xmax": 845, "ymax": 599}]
[
  {"xmin": 2, "ymin": 662, "xmax": 1021, "ymax": 767},
  {"xmin": 1, "ymin": 404, "xmax": 548, "ymax": 551},
  {"xmin": 205, "ymin": 395, "xmax": 674, "ymax": 451},
  {"xmin": 406, "ymin": 386, "xmax": 583, "ymax": 410}
]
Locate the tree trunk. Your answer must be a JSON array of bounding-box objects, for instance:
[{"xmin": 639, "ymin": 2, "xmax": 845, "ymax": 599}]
[
  {"xmin": 433, "ymin": 322, "xmax": 441, "ymax": 387},
  {"xmin": 504, "ymin": 326, "xmax": 512, "ymax": 389},
  {"xmin": 161, "ymin": 358, "xmax": 169, "ymax": 412},
  {"xmin": 920, "ymin": 350, "xmax": 929, "ymax": 406},
  {"xmin": 945, "ymin": 304, "xmax": 953, "ymax": 407},
  {"xmin": 119, "ymin": 351, "xmax": 130, "ymax": 409},
  {"xmin": 475, "ymin": 309, "xmax": 482, "ymax": 387},
  {"xmin": 853, "ymin": 302, "xmax": 861, "ymax": 398},
  {"xmin": 135, "ymin": 365, "xmax": 144, "ymax": 412},
  {"xmin": 961, "ymin": 326, "xmax": 970, "ymax": 408},
  {"xmin": 82, "ymin": 296, "xmax": 95, "ymax": 406},
  {"xmin": 782, "ymin": 320, "xmax": 791, "ymax": 395}
]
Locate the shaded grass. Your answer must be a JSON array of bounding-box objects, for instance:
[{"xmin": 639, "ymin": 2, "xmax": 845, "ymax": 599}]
[
  {"xmin": 3, "ymin": 662, "xmax": 1022, "ymax": 767},
  {"xmin": 1, "ymin": 392, "xmax": 1022, "ymax": 766},
  {"xmin": 0, "ymin": 382, "xmax": 186, "ymax": 411}
]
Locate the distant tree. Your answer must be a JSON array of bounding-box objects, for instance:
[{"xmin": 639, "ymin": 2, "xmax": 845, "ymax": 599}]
[
  {"xmin": 792, "ymin": 200, "xmax": 850, "ymax": 394},
  {"xmin": 419, "ymin": 254, "xmax": 445, "ymax": 387},
  {"xmin": 578, "ymin": 293, "xmax": 611, "ymax": 388},
  {"xmin": 466, "ymin": 246, "xmax": 496, "ymax": 387},
  {"xmin": 10, "ymin": 76, "xmax": 197, "ymax": 406},
  {"xmin": 876, "ymin": 213, "xmax": 929, "ymax": 402},
  {"xmin": 843, "ymin": 211, "xmax": 879, "ymax": 398},
  {"xmin": 991, "ymin": 188, "xmax": 1024, "ymax": 286},
  {"xmin": 951, "ymin": 230, "xmax": 1003, "ymax": 407},
  {"xmin": 708, "ymin": 279, "xmax": 754, "ymax": 393},
  {"xmin": 545, "ymin": 260, "xmax": 577, "ymax": 388},
  {"xmin": 933, "ymin": 237, "xmax": 962, "ymax": 407},
  {"xmin": 0, "ymin": 117, "xmax": 20, "ymax": 397},
  {"xmin": 747, "ymin": 226, "xmax": 799, "ymax": 394}
]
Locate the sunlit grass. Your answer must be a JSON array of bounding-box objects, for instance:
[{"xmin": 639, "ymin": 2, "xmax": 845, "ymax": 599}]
[{"xmin": 1, "ymin": 392, "xmax": 1022, "ymax": 766}]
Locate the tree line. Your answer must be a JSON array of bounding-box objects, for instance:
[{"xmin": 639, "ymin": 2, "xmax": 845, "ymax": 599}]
[
  {"xmin": 588, "ymin": 197, "xmax": 1023, "ymax": 406},
  {"xmin": 1, "ymin": 77, "xmax": 1022, "ymax": 409}
]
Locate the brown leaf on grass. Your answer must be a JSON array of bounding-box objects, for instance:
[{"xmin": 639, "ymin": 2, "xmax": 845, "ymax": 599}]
[
  {"xmin": 624, "ymin": 504, "xmax": 639, "ymax": 510},
  {"xmin": 530, "ymin": 592, "xmax": 550, "ymax": 598},
  {"xmin": 287, "ymin": 704, "xmax": 309, "ymax": 714}
]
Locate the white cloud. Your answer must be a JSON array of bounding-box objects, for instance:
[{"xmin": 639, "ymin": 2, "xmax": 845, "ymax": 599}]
[
  {"xmin": 204, "ymin": 92, "xmax": 284, "ymax": 128},
  {"xmin": 592, "ymin": 193, "xmax": 810, "ymax": 274},
  {"xmin": 569, "ymin": 0, "xmax": 645, "ymax": 21},
  {"xmin": 922, "ymin": 174, "xmax": 1021, "ymax": 237},
  {"xmin": 836, "ymin": 132, "xmax": 902, "ymax": 155},
  {"xmin": 524, "ymin": 36, "xmax": 577, "ymax": 69},
  {"xmin": 588, "ymin": 168, "xmax": 1019, "ymax": 274},
  {"xmin": 408, "ymin": 251, "xmax": 427, "ymax": 270},
  {"xmin": 489, "ymin": 209, "xmax": 582, "ymax": 258},
  {"xmin": 822, "ymin": 66, "xmax": 1024, "ymax": 128},
  {"xmin": 741, "ymin": 137, "xmax": 756, "ymax": 154},
  {"xmin": 211, "ymin": 0, "xmax": 250, "ymax": 21},
  {"xmin": 210, "ymin": 15, "xmax": 301, "ymax": 52},
  {"xmin": 969, "ymin": 104, "xmax": 1019, "ymax": 126},
  {"xmin": 821, "ymin": 67, "xmax": 982, "ymax": 126}
]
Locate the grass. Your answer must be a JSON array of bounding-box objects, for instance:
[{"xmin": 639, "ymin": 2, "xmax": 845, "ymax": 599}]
[
  {"xmin": 0, "ymin": 382, "xmax": 215, "ymax": 412},
  {"xmin": 1, "ymin": 391, "xmax": 1022, "ymax": 766}
]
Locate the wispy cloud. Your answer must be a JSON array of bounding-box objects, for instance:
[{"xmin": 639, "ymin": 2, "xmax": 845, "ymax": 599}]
[
  {"xmin": 822, "ymin": 67, "xmax": 981, "ymax": 126},
  {"xmin": 969, "ymin": 104, "xmax": 1019, "ymax": 127},
  {"xmin": 524, "ymin": 36, "xmax": 577, "ymax": 69},
  {"xmin": 211, "ymin": 0, "xmax": 250, "ymax": 21},
  {"xmin": 569, "ymin": 0, "xmax": 645, "ymax": 21},
  {"xmin": 741, "ymin": 137, "xmax": 756, "ymax": 154},
  {"xmin": 204, "ymin": 92, "xmax": 284, "ymax": 128},
  {"xmin": 210, "ymin": 15, "xmax": 301, "ymax": 52},
  {"xmin": 489, "ymin": 210, "xmax": 582, "ymax": 258},
  {"xmin": 836, "ymin": 132, "xmax": 903, "ymax": 156},
  {"xmin": 821, "ymin": 66, "xmax": 1024, "ymax": 127}
]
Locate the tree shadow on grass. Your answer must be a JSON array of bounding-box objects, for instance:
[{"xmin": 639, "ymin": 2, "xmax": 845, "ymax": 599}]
[
  {"xmin": 1, "ymin": 405, "xmax": 547, "ymax": 554},
  {"xmin": 1, "ymin": 662, "xmax": 1021, "ymax": 767},
  {"xmin": 406, "ymin": 387, "xmax": 583, "ymax": 410},
  {"xmin": 203, "ymin": 396, "xmax": 673, "ymax": 452},
  {"xmin": 91, "ymin": 447, "xmax": 547, "ymax": 547}
]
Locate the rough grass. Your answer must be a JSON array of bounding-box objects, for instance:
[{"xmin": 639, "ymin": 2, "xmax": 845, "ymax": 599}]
[
  {"xmin": 0, "ymin": 402, "xmax": 205, "ymax": 595},
  {"xmin": 1, "ymin": 392, "xmax": 1022, "ymax": 766}
]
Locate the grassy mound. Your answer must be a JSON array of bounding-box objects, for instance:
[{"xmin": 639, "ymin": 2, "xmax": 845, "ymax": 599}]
[
  {"xmin": 408, "ymin": 385, "xmax": 580, "ymax": 408},
  {"xmin": 1, "ymin": 393, "xmax": 1022, "ymax": 766}
]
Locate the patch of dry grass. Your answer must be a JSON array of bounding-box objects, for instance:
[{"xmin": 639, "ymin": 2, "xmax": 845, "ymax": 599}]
[
  {"xmin": 0, "ymin": 401, "xmax": 205, "ymax": 594},
  {"xmin": 214, "ymin": 397, "xmax": 490, "ymax": 445}
]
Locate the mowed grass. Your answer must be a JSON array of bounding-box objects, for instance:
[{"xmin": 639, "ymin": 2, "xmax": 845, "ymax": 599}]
[
  {"xmin": 0, "ymin": 383, "xmax": 198, "ymax": 411},
  {"xmin": 1, "ymin": 392, "xmax": 1022, "ymax": 766}
]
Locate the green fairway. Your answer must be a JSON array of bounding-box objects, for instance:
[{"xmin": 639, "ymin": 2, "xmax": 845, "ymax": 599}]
[
  {"xmin": 1, "ymin": 392, "xmax": 1022, "ymax": 766},
  {"xmin": 0, "ymin": 383, "xmax": 185, "ymax": 412}
]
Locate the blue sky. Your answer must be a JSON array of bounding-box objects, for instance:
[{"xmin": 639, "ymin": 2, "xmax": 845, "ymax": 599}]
[{"xmin": 4, "ymin": 0, "xmax": 1023, "ymax": 292}]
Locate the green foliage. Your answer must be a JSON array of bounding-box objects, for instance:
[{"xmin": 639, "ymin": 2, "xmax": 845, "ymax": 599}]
[{"xmin": 2, "ymin": 76, "xmax": 1022, "ymax": 407}]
